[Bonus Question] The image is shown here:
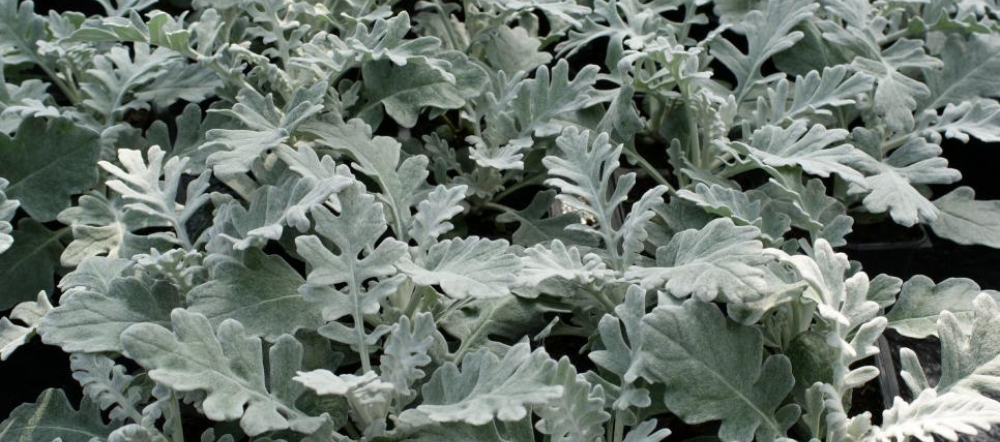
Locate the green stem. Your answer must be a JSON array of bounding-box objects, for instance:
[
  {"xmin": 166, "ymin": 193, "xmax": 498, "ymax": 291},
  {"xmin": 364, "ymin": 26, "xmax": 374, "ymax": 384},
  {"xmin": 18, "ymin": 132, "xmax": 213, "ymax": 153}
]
[
  {"xmin": 168, "ymin": 391, "xmax": 185, "ymax": 442},
  {"xmin": 592, "ymin": 287, "xmax": 618, "ymax": 314},
  {"xmin": 402, "ymin": 286, "xmax": 429, "ymax": 318},
  {"xmin": 881, "ymin": 134, "xmax": 911, "ymax": 153},
  {"xmin": 348, "ymin": 267, "xmax": 372, "ymax": 372},
  {"xmin": 436, "ymin": 297, "xmax": 473, "ymax": 325},
  {"xmin": 612, "ymin": 409, "xmax": 625, "ymax": 442},
  {"xmin": 621, "ymin": 145, "xmax": 676, "ymax": 194},
  {"xmin": 450, "ymin": 302, "xmax": 498, "ymax": 362},
  {"xmin": 493, "ymin": 174, "xmax": 547, "ymax": 202},
  {"xmin": 432, "ymin": 0, "xmax": 462, "ymax": 50},
  {"xmin": 719, "ymin": 162, "xmax": 759, "ymax": 179}
]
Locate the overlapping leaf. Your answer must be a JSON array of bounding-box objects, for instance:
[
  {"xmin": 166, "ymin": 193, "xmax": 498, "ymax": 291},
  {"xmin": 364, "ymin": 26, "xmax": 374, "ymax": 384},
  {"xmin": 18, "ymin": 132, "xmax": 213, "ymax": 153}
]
[{"xmin": 120, "ymin": 310, "xmax": 326, "ymax": 435}]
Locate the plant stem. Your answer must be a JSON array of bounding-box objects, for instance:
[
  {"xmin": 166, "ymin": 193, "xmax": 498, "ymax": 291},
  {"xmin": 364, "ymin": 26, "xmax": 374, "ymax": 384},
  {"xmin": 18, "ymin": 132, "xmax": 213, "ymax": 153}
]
[
  {"xmin": 348, "ymin": 268, "xmax": 372, "ymax": 372},
  {"xmin": 621, "ymin": 145, "xmax": 676, "ymax": 194},
  {"xmin": 450, "ymin": 302, "xmax": 498, "ymax": 362},
  {"xmin": 436, "ymin": 297, "xmax": 473, "ymax": 325},
  {"xmin": 613, "ymin": 409, "xmax": 625, "ymax": 442},
  {"xmin": 168, "ymin": 391, "xmax": 185, "ymax": 442},
  {"xmin": 493, "ymin": 174, "xmax": 547, "ymax": 202},
  {"xmin": 588, "ymin": 283, "xmax": 619, "ymax": 313}
]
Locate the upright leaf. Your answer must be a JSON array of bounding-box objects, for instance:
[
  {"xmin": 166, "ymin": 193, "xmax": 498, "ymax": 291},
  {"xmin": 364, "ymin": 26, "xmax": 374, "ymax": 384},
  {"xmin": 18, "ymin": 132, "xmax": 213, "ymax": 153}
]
[
  {"xmin": 534, "ymin": 358, "xmax": 609, "ymax": 442},
  {"xmin": 101, "ymin": 145, "xmax": 210, "ymax": 249},
  {"xmin": 0, "ymin": 178, "xmax": 17, "ymax": 254},
  {"xmin": 409, "ymin": 184, "xmax": 468, "ymax": 249},
  {"xmin": 300, "ymin": 117, "xmax": 429, "ymax": 239},
  {"xmin": 710, "ymin": 0, "xmax": 817, "ymax": 100},
  {"xmin": 474, "ymin": 61, "xmax": 599, "ymax": 170},
  {"xmin": 295, "ymin": 183, "xmax": 408, "ymax": 371},
  {"xmin": 70, "ymin": 353, "xmax": 145, "ymax": 423},
  {"xmin": 936, "ymin": 294, "xmax": 1000, "ymax": 395},
  {"xmin": 544, "ymin": 128, "xmax": 666, "ymax": 270}
]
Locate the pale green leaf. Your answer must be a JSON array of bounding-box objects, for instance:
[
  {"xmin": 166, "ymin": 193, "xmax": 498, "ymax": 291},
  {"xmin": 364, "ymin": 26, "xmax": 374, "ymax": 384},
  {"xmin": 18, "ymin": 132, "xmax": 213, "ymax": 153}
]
[
  {"xmin": 475, "ymin": 61, "xmax": 599, "ymax": 170},
  {"xmin": 0, "ymin": 178, "xmax": 17, "ymax": 253},
  {"xmin": 401, "ymin": 342, "xmax": 562, "ymax": 425},
  {"xmin": 0, "ymin": 291, "xmax": 51, "ymax": 360},
  {"xmin": 0, "ymin": 117, "xmax": 101, "ymax": 222},
  {"xmin": 932, "ymin": 100, "xmax": 1000, "ymax": 143},
  {"xmin": 57, "ymin": 193, "xmax": 167, "ymax": 266},
  {"xmin": 205, "ymin": 83, "xmax": 325, "ymax": 176},
  {"xmin": 756, "ymin": 66, "xmax": 874, "ymax": 124},
  {"xmin": 0, "ymin": 219, "xmax": 63, "ymax": 310},
  {"xmin": 58, "ymin": 256, "xmax": 133, "ymax": 294},
  {"xmin": 855, "ymin": 137, "xmax": 961, "ymax": 227},
  {"xmin": 120, "ymin": 310, "xmax": 325, "ymax": 435},
  {"xmin": 734, "ymin": 122, "xmax": 869, "ymax": 185},
  {"xmin": 937, "ymin": 294, "xmax": 1000, "ymax": 396},
  {"xmin": 295, "ymin": 183, "xmax": 407, "ymax": 368},
  {"xmin": 300, "ymin": 117, "xmax": 429, "ymax": 239},
  {"xmin": 101, "ymin": 145, "xmax": 210, "ymax": 248},
  {"xmin": 0, "ymin": 389, "xmax": 112, "ymax": 442},
  {"xmin": 146, "ymin": 103, "xmax": 224, "ymax": 174},
  {"xmin": 930, "ymin": 186, "xmax": 1000, "ymax": 248},
  {"xmin": 851, "ymin": 39, "xmax": 942, "ymax": 131},
  {"xmin": 39, "ymin": 277, "xmax": 181, "ymax": 353},
  {"xmin": 205, "ymin": 176, "xmax": 351, "ymax": 252},
  {"xmin": 625, "ymin": 218, "xmax": 772, "ymax": 303},
  {"xmin": 188, "ymin": 249, "xmax": 324, "ymax": 341},
  {"xmin": 358, "ymin": 51, "xmax": 487, "ymax": 128},
  {"xmin": 70, "ymin": 353, "xmax": 145, "ymax": 423},
  {"xmin": 544, "ymin": 128, "xmax": 665, "ymax": 270},
  {"xmin": 554, "ymin": 0, "xmax": 674, "ymax": 59},
  {"xmin": 923, "ymin": 33, "xmax": 1000, "ymax": 109},
  {"xmin": 710, "ymin": 0, "xmax": 817, "ymax": 100},
  {"xmin": 590, "ymin": 285, "xmax": 652, "ymax": 410},
  {"xmin": 379, "ymin": 312, "xmax": 443, "ymax": 403},
  {"xmin": 291, "ymin": 12, "xmax": 451, "ymax": 80},
  {"xmin": 640, "ymin": 299, "xmax": 798, "ymax": 442},
  {"xmin": 0, "ymin": 0, "xmax": 53, "ymax": 71},
  {"xmin": 519, "ymin": 240, "xmax": 614, "ymax": 287},
  {"xmin": 398, "ymin": 236, "xmax": 521, "ymax": 300},
  {"xmin": 534, "ymin": 357, "xmax": 609, "ymax": 442},
  {"xmin": 873, "ymin": 389, "xmax": 1000, "ymax": 442},
  {"xmin": 622, "ymin": 420, "xmax": 671, "ymax": 442},
  {"xmin": 483, "ymin": 26, "xmax": 552, "ymax": 74},
  {"xmin": 409, "ymin": 184, "xmax": 468, "ymax": 249},
  {"xmin": 495, "ymin": 190, "xmax": 598, "ymax": 247}
]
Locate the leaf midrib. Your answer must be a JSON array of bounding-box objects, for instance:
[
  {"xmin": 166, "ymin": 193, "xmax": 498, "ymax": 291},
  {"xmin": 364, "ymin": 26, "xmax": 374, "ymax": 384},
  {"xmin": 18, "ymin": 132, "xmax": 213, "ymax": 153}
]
[{"xmin": 645, "ymin": 324, "xmax": 782, "ymax": 434}]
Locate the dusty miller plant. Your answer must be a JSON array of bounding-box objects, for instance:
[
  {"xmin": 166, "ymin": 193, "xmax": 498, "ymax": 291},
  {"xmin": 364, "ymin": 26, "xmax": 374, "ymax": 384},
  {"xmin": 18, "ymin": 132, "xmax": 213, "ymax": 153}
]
[{"xmin": 1, "ymin": 0, "xmax": 1000, "ymax": 441}]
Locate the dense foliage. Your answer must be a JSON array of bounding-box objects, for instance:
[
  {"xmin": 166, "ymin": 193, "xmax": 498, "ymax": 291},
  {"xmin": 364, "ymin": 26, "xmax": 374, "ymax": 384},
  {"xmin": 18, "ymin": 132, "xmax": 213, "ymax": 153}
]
[{"xmin": 2, "ymin": 0, "xmax": 1000, "ymax": 441}]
